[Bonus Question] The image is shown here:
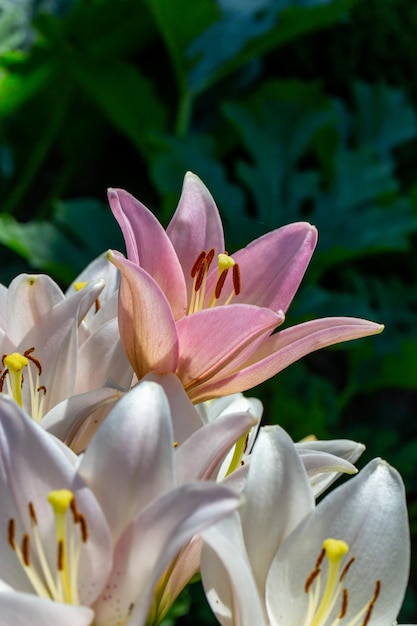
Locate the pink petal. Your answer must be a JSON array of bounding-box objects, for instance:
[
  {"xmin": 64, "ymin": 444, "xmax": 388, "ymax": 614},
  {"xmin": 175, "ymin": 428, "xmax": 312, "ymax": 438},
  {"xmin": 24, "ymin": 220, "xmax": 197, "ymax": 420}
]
[
  {"xmin": 175, "ymin": 304, "xmax": 283, "ymax": 396},
  {"xmin": 167, "ymin": 173, "xmax": 225, "ymax": 298},
  {"xmin": 108, "ymin": 188, "xmax": 187, "ymax": 319},
  {"xmin": 109, "ymin": 251, "xmax": 179, "ymax": 379},
  {"xmin": 203, "ymin": 222, "xmax": 317, "ymax": 313},
  {"xmin": 192, "ymin": 317, "xmax": 384, "ymax": 401}
]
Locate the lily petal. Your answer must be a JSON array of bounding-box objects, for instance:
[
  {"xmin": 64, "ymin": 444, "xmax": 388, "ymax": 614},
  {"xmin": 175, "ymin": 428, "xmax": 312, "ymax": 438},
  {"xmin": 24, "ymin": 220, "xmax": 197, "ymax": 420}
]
[
  {"xmin": 108, "ymin": 188, "xmax": 187, "ymax": 319},
  {"xmin": 78, "ymin": 382, "xmax": 176, "ymax": 543},
  {"xmin": 266, "ymin": 458, "xmax": 410, "ymax": 626},
  {"xmin": 0, "ymin": 588, "xmax": 94, "ymax": 626},
  {"xmin": 240, "ymin": 426, "xmax": 314, "ymax": 595},
  {"xmin": 166, "ymin": 172, "xmax": 225, "ymax": 296},
  {"xmin": 93, "ymin": 483, "xmax": 240, "ymax": 626},
  {"xmin": 201, "ymin": 513, "xmax": 268, "ymax": 626},
  {"xmin": 108, "ymin": 251, "xmax": 179, "ymax": 378},
  {"xmin": 176, "ymin": 304, "xmax": 283, "ymax": 395},
  {"xmin": 194, "ymin": 317, "xmax": 384, "ymax": 401}
]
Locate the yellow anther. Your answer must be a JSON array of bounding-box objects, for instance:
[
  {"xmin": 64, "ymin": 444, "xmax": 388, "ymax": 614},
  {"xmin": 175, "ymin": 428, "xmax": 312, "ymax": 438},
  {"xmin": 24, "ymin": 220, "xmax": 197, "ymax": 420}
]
[
  {"xmin": 217, "ymin": 253, "xmax": 235, "ymax": 271},
  {"xmin": 323, "ymin": 538, "xmax": 349, "ymax": 562},
  {"xmin": 4, "ymin": 353, "xmax": 29, "ymax": 372},
  {"xmin": 73, "ymin": 281, "xmax": 88, "ymax": 292},
  {"xmin": 48, "ymin": 490, "xmax": 74, "ymax": 515}
]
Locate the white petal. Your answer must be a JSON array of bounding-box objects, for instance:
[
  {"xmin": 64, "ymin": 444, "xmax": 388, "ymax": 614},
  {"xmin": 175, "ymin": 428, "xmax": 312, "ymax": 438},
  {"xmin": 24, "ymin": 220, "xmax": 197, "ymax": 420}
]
[
  {"xmin": 240, "ymin": 426, "xmax": 314, "ymax": 594},
  {"xmin": 78, "ymin": 381, "xmax": 176, "ymax": 542},
  {"xmin": 201, "ymin": 513, "xmax": 268, "ymax": 626},
  {"xmin": 266, "ymin": 458, "xmax": 410, "ymax": 626},
  {"xmin": 93, "ymin": 482, "xmax": 239, "ymax": 626}
]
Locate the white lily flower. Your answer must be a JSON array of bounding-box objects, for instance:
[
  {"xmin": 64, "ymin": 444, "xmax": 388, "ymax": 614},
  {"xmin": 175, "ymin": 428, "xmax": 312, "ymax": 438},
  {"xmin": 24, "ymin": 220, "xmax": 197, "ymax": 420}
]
[
  {"xmin": 0, "ymin": 381, "xmax": 240, "ymax": 625},
  {"xmin": 201, "ymin": 427, "xmax": 412, "ymax": 626},
  {"xmin": 0, "ymin": 262, "xmax": 132, "ymax": 447}
]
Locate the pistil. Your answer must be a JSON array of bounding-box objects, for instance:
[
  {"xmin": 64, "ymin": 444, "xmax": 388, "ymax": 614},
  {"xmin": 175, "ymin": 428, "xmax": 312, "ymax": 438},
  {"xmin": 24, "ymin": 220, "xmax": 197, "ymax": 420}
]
[
  {"xmin": 7, "ymin": 489, "xmax": 88, "ymax": 606},
  {"xmin": 304, "ymin": 538, "xmax": 381, "ymax": 626},
  {"xmin": 0, "ymin": 348, "xmax": 46, "ymax": 421},
  {"xmin": 189, "ymin": 249, "xmax": 241, "ymax": 314}
]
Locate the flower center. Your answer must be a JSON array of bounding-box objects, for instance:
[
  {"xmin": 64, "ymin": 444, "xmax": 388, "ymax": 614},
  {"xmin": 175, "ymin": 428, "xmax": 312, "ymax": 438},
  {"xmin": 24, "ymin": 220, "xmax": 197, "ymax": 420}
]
[
  {"xmin": 188, "ymin": 249, "xmax": 241, "ymax": 314},
  {"xmin": 304, "ymin": 538, "xmax": 381, "ymax": 626},
  {"xmin": 7, "ymin": 489, "xmax": 88, "ymax": 605},
  {"xmin": 0, "ymin": 348, "xmax": 46, "ymax": 421}
]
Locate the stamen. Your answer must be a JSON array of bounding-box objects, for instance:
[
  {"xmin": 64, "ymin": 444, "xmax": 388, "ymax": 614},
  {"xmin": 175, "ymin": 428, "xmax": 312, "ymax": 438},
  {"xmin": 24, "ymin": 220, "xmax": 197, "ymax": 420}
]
[
  {"xmin": 8, "ymin": 519, "xmax": 16, "ymax": 550},
  {"xmin": 1, "ymin": 348, "xmax": 47, "ymax": 422},
  {"xmin": 191, "ymin": 251, "xmax": 206, "ymax": 278},
  {"xmin": 361, "ymin": 581, "xmax": 380, "ymax": 626},
  {"xmin": 304, "ymin": 539, "xmax": 382, "ymax": 626},
  {"xmin": 214, "ymin": 270, "xmax": 228, "ymax": 300},
  {"xmin": 232, "ymin": 263, "xmax": 241, "ymax": 295},
  {"xmin": 29, "ymin": 502, "xmax": 37, "ymax": 525},
  {"xmin": 22, "ymin": 534, "xmax": 30, "ymax": 566},
  {"xmin": 73, "ymin": 281, "xmax": 88, "ymax": 292}
]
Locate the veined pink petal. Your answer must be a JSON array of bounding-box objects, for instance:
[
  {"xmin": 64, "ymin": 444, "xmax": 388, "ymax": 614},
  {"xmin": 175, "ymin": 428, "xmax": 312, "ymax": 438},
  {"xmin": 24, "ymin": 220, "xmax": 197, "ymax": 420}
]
[
  {"xmin": 176, "ymin": 304, "xmax": 284, "ymax": 395},
  {"xmin": 212, "ymin": 222, "xmax": 317, "ymax": 313},
  {"xmin": 167, "ymin": 172, "xmax": 225, "ymax": 295},
  {"xmin": 190, "ymin": 317, "xmax": 384, "ymax": 401},
  {"xmin": 108, "ymin": 188, "xmax": 187, "ymax": 319},
  {"xmin": 108, "ymin": 251, "xmax": 179, "ymax": 379},
  {"xmin": 79, "ymin": 382, "xmax": 176, "ymax": 543}
]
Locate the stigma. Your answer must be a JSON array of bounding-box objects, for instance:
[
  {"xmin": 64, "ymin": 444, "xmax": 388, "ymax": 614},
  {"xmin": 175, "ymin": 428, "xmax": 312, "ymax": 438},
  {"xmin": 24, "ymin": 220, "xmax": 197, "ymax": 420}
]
[
  {"xmin": 0, "ymin": 347, "xmax": 46, "ymax": 421},
  {"xmin": 7, "ymin": 489, "xmax": 88, "ymax": 605},
  {"xmin": 189, "ymin": 249, "xmax": 241, "ymax": 314},
  {"xmin": 304, "ymin": 538, "xmax": 381, "ymax": 626}
]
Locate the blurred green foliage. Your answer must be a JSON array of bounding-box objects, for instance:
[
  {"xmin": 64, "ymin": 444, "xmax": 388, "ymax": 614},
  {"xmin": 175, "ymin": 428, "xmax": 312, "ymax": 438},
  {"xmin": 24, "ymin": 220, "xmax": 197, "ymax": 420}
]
[{"xmin": 1, "ymin": 0, "xmax": 417, "ymax": 621}]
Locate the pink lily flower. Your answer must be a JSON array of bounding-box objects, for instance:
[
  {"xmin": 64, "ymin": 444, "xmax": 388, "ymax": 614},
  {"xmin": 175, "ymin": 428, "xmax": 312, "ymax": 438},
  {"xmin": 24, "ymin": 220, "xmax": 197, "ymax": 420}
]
[{"xmin": 108, "ymin": 172, "xmax": 383, "ymax": 402}]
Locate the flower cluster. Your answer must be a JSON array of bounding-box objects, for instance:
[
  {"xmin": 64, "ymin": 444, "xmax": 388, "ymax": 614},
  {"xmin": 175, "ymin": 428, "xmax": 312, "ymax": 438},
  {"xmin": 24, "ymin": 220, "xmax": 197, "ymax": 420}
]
[{"xmin": 0, "ymin": 172, "xmax": 411, "ymax": 626}]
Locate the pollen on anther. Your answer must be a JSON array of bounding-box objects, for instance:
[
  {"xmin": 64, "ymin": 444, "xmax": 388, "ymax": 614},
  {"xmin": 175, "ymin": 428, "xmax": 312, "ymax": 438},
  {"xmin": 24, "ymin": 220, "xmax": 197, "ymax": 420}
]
[
  {"xmin": 78, "ymin": 514, "xmax": 89, "ymax": 543},
  {"xmin": 194, "ymin": 261, "xmax": 207, "ymax": 292},
  {"xmin": 361, "ymin": 580, "xmax": 381, "ymax": 626},
  {"xmin": 22, "ymin": 534, "xmax": 30, "ymax": 566},
  {"xmin": 214, "ymin": 270, "xmax": 228, "ymax": 300},
  {"xmin": 28, "ymin": 502, "xmax": 37, "ymax": 525},
  {"xmin": 339, "ymin": 588, "xmax": 348, "ymax": 619},
  {"xmin": 340, "ymin": 556, "xmax": 355, "ymax": 582},
  {"xmin": 191, "ymin": 251, "xmax": 206, "ymax": 278},
  {"xmin": 8, "ymin": 519, "xmax": 16, "ymax": 550},
  {"xmin": 233, "ymin": 263, "xmax": 241, "ymax": 295},
  {"xmin": 305, "ymin": 548, "xmax": 325, "ymax": 593}
]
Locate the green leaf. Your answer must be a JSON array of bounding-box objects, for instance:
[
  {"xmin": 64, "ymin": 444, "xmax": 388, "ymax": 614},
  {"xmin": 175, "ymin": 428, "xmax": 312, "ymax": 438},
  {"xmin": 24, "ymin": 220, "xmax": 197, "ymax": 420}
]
[
  {"xmin": 70, "ymin": 60, "xmax": 167, "ymax": 158},
  {"xmin": 0, "ymin": 58, "xmax": 56, "ymax": 117},
  {"xmin": 187, "ymin": 0, "xmax": 358, "ymax": 93}
]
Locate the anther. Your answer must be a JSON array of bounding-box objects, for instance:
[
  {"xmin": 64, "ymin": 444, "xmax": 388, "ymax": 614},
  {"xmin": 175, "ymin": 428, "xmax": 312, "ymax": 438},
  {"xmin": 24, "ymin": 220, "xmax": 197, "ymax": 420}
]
[
  {"xmin": 78, "ymin": 515, "xmax": 88, "ymax": 543},
  {"xmin": 305, "ymin": 548, "xmax": 325, "ymax": 593},
  {"xmin": 28, "ymin": 502, "xmax": 37, "ymax": 525},
  {"xmin": 191, "ymin": 251, "xmax": 206, "ymax": 278},
  {"xmin": 338, "ymin": 588, "xmax": 348, "ymax": 619},
  {"xmin": 22, "ymin": 534, "xmax": 30, "ymax": 566},
  {"xmin": 361, "ymin": 580, "xmax": 381, "ymax": 626},
  {"xmin": 194, "ymin": 260, "xmax": 208, "ymax": 292},
  {"xmin": 340, "ymin": 556, "xmax": 355, "ymax": 582},
  {"xmin": 214, "ymin": 270, "xmax": 228, "ymax": 299},
  {"xmin": 8, "ymin": 519, "xmax": 16, "ymax": 550},
  {"xmin": 205, "ymin": 248, "xmax": 215, "ymax": 269},
  {"xmin": 25, "ymin": 347, "xmax": 42, "ymax": 376},
  {"xmin": 232, "ymin": 263, "xmax": 241, "ymax": 295},
  {"xmin": 57, "ymin": 540, "xmax": 64, "ymax": 571}
]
